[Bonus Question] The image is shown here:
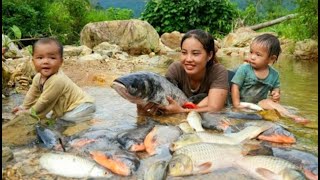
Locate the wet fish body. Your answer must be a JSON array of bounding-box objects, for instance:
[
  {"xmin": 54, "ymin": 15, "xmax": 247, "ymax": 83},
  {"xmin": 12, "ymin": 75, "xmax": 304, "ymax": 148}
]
[
  {"xmin": 169, "ymin": 143, "xmax": 243, "ymax": 176},
  {"xmin": 187, "ymin": 111, "xmax": 205, "ymax": 132},
  {"xmin": 236, "ymin": 155, "xmax": 304, "ymax": 180},
  {"xmin": 144, "ymin": 125, "xmax": 182, "ymax": 155},
  {"xmin": 39, "ymin": 152, "xmax": 112, "ymax": 178},
  {"xmin": 35, "ymin": 125, "xmax": 60, "ymax": 149},
  {"xmin": 258, "ymin": 124, "xmax": 296, "ymax": 144},
  {"xmin": 171, "ymin": 122, "xmax": 273, "ymax": 151},
  {"xmin": 111, "ymin": 71, "xmax": 188, "ymax": 106},
  {"xmin": 117, "ymin": 120, "xmax": 156, "ymax": 151},
  {"xmin": 271, "ymin": 147, "xmax": 318, "ymax": 180},
  {"xmin": 239, "ymin": 102, "xmax": 263, "ymax": 111},
  {"xmin": 90, "ymin": 149, "xmax": 140, "ymax": 176},
  {"xmin": 144, "ymin": 160, "xmax": 168, "ymax": 180}
]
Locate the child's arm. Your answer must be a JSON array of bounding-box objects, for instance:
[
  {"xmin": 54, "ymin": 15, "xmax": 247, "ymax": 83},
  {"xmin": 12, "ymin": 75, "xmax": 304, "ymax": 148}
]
[{"xmin": 231, "ymin": 83, "xmax": 241, "ymax": 108}]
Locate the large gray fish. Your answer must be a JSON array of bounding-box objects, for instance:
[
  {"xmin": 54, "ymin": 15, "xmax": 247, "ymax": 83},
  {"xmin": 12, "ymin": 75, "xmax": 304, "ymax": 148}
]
[
  {"xmin": 39, "ymin": 152, "xmax": 112, "ymax": 178},
  {"xmin": 111, "ymin": 71, "xmax": 188, "ymax": 106}
]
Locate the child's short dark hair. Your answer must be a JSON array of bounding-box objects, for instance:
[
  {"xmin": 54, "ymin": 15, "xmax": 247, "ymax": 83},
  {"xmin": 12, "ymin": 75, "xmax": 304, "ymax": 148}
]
[
  {"xmin": 32, "ymin": 37, "xmax": 63, "ymax": 58},
  {"xmin": 252, "ymin": 34, "xmax": 281, "ymax": 61}
]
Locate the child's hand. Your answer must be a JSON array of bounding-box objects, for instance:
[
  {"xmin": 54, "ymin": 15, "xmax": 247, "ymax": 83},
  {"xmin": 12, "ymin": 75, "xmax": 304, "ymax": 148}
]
[
  {"xmin": 270, "ymin": 91, "xmax": 280, "ymax": 102},
  {"xmin": 12, "ymin": 106, "xmax": 29, "ymax": 115}
]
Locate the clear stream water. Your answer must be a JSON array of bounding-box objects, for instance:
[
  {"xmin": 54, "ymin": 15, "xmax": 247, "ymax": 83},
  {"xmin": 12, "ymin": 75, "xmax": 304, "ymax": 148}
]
[{"xmin": 2, "ymin": 54, "xmax": 318, "ymax": 179}]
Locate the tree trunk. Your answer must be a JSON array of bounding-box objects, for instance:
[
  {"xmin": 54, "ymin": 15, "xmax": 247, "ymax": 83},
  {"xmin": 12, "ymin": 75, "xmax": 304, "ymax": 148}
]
[{"xmin": 248, "ymin": 13, "xmax": 298, "ymax": 31}]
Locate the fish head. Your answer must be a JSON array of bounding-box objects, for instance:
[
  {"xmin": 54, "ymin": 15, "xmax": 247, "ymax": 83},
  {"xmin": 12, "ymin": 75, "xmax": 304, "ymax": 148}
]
[
  {"xmin": 35, "ymin": 125, "xmax": 59, "ymax": 149},
  {"xmin": 111, "ymin": 72, "xmax": 156, "ymax": 104},
  {"xmin": 168, "ymin": 154, "xmax": 193, "ymax": 176},
  {"xmin": 170, "ymin": 134, "xmax": 201, "ymax": 152}
]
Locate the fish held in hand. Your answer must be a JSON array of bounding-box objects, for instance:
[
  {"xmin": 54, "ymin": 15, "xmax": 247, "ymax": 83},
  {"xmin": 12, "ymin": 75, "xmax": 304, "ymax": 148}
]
[
  {"xmin": 39, "ymin": 152, "xmax": 112, "ymax": 178},
  {"xmin": 111, "ymin": 71, "xmax": 188, "ymax": 106}
]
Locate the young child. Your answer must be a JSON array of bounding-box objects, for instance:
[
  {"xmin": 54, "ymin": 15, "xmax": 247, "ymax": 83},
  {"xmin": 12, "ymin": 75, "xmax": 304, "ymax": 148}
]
[
  {"xmin": 231, "ymin": 34, "xmax": 309, "ymax": 124},
  {"xmin": 12, "ymin": 38, "xmax": 96, "ymax": 122}
]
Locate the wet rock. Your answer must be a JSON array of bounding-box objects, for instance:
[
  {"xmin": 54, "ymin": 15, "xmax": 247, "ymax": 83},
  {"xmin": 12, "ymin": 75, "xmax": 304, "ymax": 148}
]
[
  {"xmin": 294, "ymin": 39, "xmax": 318, "ymax": 61},
  {"xmin": 2, "ymin": 112, "xmax": 39, "ymax": 147},
  {"xmin": 2, "ymin": 146, "xmax": 14, "ymax": 165},
  {"xmin": 80, "ymin": 19, "xmax": 160, "ymax": 55},
  {"xmin": 160, "ymin": 31, "xmax": 182, "ymax": 50}
]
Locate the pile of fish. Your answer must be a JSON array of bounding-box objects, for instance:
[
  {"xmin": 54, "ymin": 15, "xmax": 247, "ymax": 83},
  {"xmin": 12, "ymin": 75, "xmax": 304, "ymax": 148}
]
[{"xmin": 34, "ymin": 71, "xmax": 317, "ymax": 180}]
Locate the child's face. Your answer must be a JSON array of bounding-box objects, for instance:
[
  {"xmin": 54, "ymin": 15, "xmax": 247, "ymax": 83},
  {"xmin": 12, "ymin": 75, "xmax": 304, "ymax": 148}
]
[
  {"xmin": 32, "ymin": 42, "xmax": 63, "ymax": 78},
  {"xmin": 180, "ymin": 37, "xmax": 212, "ymax": 76},
  {"xmin": 248, "ymin": 42, "xmax": 276, "ymax": 70}
]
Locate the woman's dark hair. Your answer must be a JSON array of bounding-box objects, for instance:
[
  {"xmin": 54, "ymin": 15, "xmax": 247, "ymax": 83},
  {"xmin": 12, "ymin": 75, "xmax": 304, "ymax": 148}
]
[
  {"xmin": 32, "ymin": 37, "xmax": 63, "ymax": 58},
  {"xmin": 181, "ymin": 29, "xmax": 218, "ymax": 67}
]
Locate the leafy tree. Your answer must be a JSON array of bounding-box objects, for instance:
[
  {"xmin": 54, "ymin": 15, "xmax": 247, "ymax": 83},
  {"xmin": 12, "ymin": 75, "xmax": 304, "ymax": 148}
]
[{"xmin": 141, "ymin": 0, "xmax": 238, "ymax": 37}]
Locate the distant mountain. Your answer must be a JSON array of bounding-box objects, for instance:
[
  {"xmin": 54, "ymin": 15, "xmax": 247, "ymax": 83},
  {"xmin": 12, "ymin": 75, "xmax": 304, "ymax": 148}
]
[
  {"xmin": 90, "ymin": 0, "xmax": 297, "ymax": 18},
  {"xmin": 91, "ymin": 0, "xmax": 148, "ymax": 17}
]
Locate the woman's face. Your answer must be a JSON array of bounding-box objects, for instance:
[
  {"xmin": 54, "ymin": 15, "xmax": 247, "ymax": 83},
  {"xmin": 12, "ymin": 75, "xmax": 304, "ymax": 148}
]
[{"xmin": 180, "ymin": 37, "xmax": 212, "ymax": 76}]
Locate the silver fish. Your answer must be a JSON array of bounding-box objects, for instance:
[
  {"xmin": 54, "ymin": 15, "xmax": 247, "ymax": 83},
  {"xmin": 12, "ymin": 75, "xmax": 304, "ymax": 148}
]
[
  {"xmin": 39, "ymin": 152, "xmax": 112, "ymax": 178},
  {"xmin": 187, "ymin": 111, "xmax": 205, "ymax": 132},
  {"xmin": 236, "ymin": 155, "xmax": 304, "ymax": 180},
  {"xmin": 171, "ymin": 122, "xmax": 273, "ymax": 151},
  {"xmin": 169, "ymin": 143, "xmax": 243, "ymax": 176}
]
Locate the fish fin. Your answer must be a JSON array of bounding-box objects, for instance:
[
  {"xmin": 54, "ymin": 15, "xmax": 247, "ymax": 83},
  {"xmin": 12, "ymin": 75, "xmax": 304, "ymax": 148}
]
[
  {"xmin": 256, "ymin": 168, "xmax": 278, "ymax": 180},
  {"xmin": 197, "ymin": 162, "xmax": 212, "ymax": 174}
]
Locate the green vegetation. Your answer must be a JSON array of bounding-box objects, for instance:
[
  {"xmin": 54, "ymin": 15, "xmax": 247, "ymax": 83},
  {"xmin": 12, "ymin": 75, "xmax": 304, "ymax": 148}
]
[
  {"xmin": 236, "ymin": 0, "xmax": 318, "ymax": 41},
  {"xmin": 2, "ymin": 0, "xmax": 318, "ymax": 45},
  {"xmin": 2, "ymin": 0, "xmax": 133, "ymax": 45},
  {"xmin": 141, "ymin": 0, "xmax": 238, "ymax": 38}
]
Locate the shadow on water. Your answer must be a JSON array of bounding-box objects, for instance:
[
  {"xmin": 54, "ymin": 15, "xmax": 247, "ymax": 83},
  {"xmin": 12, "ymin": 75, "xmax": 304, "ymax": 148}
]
[{"xmin": 2, "ymin": 54, "xmax": 318, "ymax": 179}]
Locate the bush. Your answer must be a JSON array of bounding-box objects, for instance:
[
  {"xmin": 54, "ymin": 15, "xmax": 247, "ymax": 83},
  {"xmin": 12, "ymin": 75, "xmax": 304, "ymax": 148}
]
[
  {"xmin": 141, "ymin": 0, "xmax": 238, "ymax": 37},
  {"xmin": 84, "ymin": 7, "xmax": 133, "ymax": 23}
]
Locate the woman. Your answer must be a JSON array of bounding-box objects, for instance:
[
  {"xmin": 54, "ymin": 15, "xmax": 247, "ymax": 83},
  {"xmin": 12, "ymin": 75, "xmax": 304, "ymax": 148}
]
[{"xmin": 140, "ymin": 29, "xmax": 229, "ymax": 115}]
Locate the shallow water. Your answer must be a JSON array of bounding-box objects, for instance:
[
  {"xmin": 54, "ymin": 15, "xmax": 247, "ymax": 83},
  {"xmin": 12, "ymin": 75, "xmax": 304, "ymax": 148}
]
[{"xmin": 2, "ymin": 54, "xmax": 318, "ymax": 179}]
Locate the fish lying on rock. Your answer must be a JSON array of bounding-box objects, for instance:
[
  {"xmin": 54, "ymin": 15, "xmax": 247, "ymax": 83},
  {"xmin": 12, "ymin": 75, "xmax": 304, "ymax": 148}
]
[
  {"xmin": 170, "ymin": 122, "xmax": 273, "ymax": 151},
  {"xmin": 36, "ymin": 125, "xmax": 61, "ymax": 149},
  {"xmin": 186, "ymin": 111, "xmax": 205, "ymax": 132},
  {"xmin": 168, "ymin": 142, "xmax": 306, "ymax": 179},
  {"xmin": 39, "ymin": 152, "xmax": 112, "ymax": 178},
  {"xmin": 144, "ymin": 125, "xmax": 182, "ymax": 155},
  {"xmin": 111, "ymin": 71, "xmax": 188, "ymax": 107},
  {"xmin": 90, "ymin": 149, "xmax": 140, "ymax": 176},
  {"xmin": 271, "ymin": 147, "xmax": 318, "ymax": 180},
  {"xmin": 117, "ymin": 118, "xmax": 157, "ymax": 151}
]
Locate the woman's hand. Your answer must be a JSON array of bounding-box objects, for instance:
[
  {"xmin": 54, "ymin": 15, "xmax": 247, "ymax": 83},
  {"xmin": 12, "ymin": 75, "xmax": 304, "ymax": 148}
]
[
  {"xmin": 159, "ymin": 96, "xmax": 186, "ymax": 114},
  {"xmin": 137, "ymin": 103, "xmax": 160, "ymax": 115}
]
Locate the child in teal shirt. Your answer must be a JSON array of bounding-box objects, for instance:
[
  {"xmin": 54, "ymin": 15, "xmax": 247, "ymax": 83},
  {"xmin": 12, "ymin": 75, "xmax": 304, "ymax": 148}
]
[{"xmin": 231, "ymin": 34, "xmax": 309, "ymax": 124}]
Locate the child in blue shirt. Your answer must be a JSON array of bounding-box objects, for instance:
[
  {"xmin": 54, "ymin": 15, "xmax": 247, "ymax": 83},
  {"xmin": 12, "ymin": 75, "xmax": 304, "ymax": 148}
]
[{"xmin": 231, "ymin": 34, "xmax": 309, "ymax": 124}]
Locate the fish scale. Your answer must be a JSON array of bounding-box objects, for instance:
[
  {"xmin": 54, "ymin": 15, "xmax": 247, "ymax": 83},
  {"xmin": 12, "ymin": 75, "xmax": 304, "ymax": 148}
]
[
  {"xmin": 236, "ymin": 155, "xmax": 300, "ymax": 179},
  {"xmin": 174, "ymin": 143, "xmax": 243, "ymax": 171}
]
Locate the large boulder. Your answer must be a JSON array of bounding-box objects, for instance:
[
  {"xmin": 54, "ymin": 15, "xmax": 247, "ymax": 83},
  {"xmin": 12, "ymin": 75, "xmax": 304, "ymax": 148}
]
[
  {"xmin": 160, "ymin": 31, "xmax": 182, "ymax": 50},
  {"xmin": 80, "ymin": 19, "xmax": 160, "ymax": 55},
  {"xmin": 294, "ymin": 39, "xmax": 318, "ymax": 61}
]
